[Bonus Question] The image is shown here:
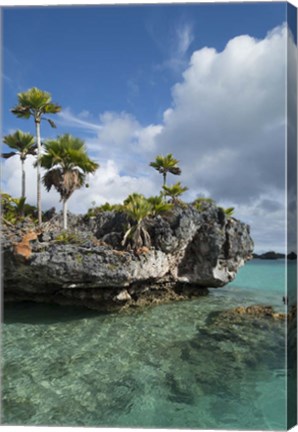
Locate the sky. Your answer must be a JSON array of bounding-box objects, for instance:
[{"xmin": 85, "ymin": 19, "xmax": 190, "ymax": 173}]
[{"xmin": 1, "ymin": 2, "xmax": 297, "ymax": 253}]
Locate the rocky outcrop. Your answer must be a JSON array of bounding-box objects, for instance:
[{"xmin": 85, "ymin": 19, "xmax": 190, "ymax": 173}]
[
  {"xmin": 2, "ymin": 203, "xmax": 254, "ymax": 310},
  {"xmin": 210, "ymin": 304, "xmax": 297, "ymax": 323}
]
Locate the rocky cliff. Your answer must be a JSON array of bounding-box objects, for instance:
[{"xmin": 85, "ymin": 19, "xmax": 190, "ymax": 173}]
[{"xmin": 2, "ymin": 203, "xmax": 254, "ymax": 311}]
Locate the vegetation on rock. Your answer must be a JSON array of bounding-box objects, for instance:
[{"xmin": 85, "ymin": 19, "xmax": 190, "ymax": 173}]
[
  {"xmin": 86, "ymin": 202, "xmax": 124, "ymax": 217},
  {"xmin": 3, "ymin": 86, "xmax": 239, "ymax": 241},
  {"xmin": 122, "ymin": 193, "xmax": 153, "ymax": 249},
  {"xmin": 54, "ymin": 230, "xmax": 84, "ymax": 245},
  {"xmin": 193, "ymin": 197, "xmax": 215, "ymax": 211},
  {"xmin": 223, "ymin": 207, "xmax": 235, "ymax": 217},
  {"xmin": 1, "ymin": 193, "xmax": 37, "ymax": 224},
  {"xmin": 147, "ymin": 195, "xmax": 173, "ymax": 216},
  {"xmin": 162, "ymin": 182, "xmax": 188, "ymax": 204},
  {"xmin": 122, "ymin": 193, "xmax": 173, "ymax": 250}
]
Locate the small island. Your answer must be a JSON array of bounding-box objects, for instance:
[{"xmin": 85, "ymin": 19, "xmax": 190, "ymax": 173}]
[
  {"xmin": 3, "ymin": 197, "xmax": 254, "ymax": 311},
  {"xmin": 253, "ymin": 251, "xmax": 297, "ymax": 260}
]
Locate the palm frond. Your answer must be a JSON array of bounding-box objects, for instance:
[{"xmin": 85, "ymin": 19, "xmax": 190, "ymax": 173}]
[
  {"xmin": 46, "ymin": 118, "xmax": 57, "ymax": 128},
  {"xmin": 150, "ymin": 153, "xmax": 181, "ymax": 178},
  {"xmin": 43, "ymin": 103, "xmax": 62, "ymax": 114},
  {"xmin": 17, "ymin": 87, "xmax": 52, "ymax": 109},
  {"xmin": 224, "ymin": 207, "xmax": 235, "ymax": 217},
  {"xmin": 42, "ymin": 168, "xmax": 61, "ymax": 192},
  {"xmin": 11, "ymin": 106, "xmax": 31, "ymax": 119},
  {"xmin": 12, "ymin": 88, "xmax": 61, "ymax": 122},
  {"xmin": 168, "ymin": 166, "xmax": 181, "ymax": 175},
  {"xmin": 147, "ymin": 195, "xmax": 173, "ymax": 216},
  {"xmin": 162, "ymin": 182, "xmax": 188, "ymax": 202},
  {"xmin": 123, "ymin": 193, "xmax": 152, "ymax": 223},
  {"xmin": 42, "ymin": 167, "xmax": 84, "ymax": 201},
  {"xmin": 1, "ymin": 152, "xmax": 17, "ymax": 159},
  {"xmin": 3, "ymin": 130, "xmax": 36, "ymax": 159},
  {"xmin": 40, "ymin": 134, "xmax": 99, "ymax": 173}
]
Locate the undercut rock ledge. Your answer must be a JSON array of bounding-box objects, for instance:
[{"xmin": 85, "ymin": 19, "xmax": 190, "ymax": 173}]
[{"xmin": 2, "ymin": 204, "xmax": 254, "ymax": 311}]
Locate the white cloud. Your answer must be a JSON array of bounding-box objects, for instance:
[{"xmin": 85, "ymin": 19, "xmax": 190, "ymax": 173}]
[
  {"xmin": 1, "ymin": 155, "xmax": 157, "ymax": 214},
  {"xmin": 155, "ymin": 22, "xmax": 194, "ymax": 73},
  {"xmin": 83, "ymin": 111, "xmax": 162, "ymax": 179},
  {"xmin": 2, "ymin": 155, "xmax": 58, "ymax": 209},
  {"xmin": 157, "ymin": 24, "xmax": 287, "ymax": 203},
  {"xmin": 57, "ymin": 107, "xmax": 103, "ymax": 133},
  {"xmin": 70, "ymin": 160, "xmax": 157, "ymax": 213},
  {"xmin": 177, "ymin": 23, "xmax": 194, "ymax": 57}
]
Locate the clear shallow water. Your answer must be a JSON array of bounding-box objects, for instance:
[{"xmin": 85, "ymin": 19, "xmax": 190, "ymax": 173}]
[{"xmin": 2, "ymin": 260, "xmax": 290, "ymax": 429}]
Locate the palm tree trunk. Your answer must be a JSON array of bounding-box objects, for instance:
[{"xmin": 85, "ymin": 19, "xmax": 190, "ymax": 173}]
[
  {"xmin": 35, "ymin": 120, "xmax": 42, "ymax": 225},
  {"xmin": 63, "ymin": 199, "xmax": 68, "ymax": 230},
  {"xmin": 163, "ymin": 172, "xmax": 167, "ymax": 186},
  {"xmin": 21, "ymin": 158, "xmax": 25, "ymax": 198}
]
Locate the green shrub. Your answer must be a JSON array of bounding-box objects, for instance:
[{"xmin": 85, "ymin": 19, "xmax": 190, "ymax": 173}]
[
  {"xmin": 86, "ymin": 202, "xmax": 123, "ymax": 217},
  {"xmin": 147, "ymin": 195, "xmax": 173, "ymax": 216},
  {"xmin": 54, "ymin": 231, "xmax": 84, "ymax": 244},
  {"xmin": 1, "ymin": 193, "xmax": 37, "ymax": 223},
  {"xmin": 223, "ymin": 207, "xmax": 235, "ymax": 217},
  {"xmin": 162, "ymin": 182, "xmax": 188, "ymax": 204},
  {"xmin": 193, "ymin": 197, "xmax": 215, "ymax": 212}
]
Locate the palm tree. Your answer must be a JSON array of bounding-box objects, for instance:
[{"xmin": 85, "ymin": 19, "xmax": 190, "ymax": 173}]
[
  {"xmin": 122, "ymin": 194, "xmax": 174, "ymax": 250},
  {"xmin": 162, "ymin": 182, "xmax": 188, "ymax": 204},
  {"xmin": 39, "ymin": 134, "xmax": 99, "ymax": 230},
  {"xmin": 122, "ymin": 194, "xmax": 153, "ymax": 250},
  {"xmin": 11, "ymin": 87, "xmax": 61, "ymax": 224},
  {"xmin": 149, "ymin": 153, "xmax": 181, "ymax": 187},
  {"xmin": 2, "ymin": 130, "xmax": 37, "ymax": 198}
]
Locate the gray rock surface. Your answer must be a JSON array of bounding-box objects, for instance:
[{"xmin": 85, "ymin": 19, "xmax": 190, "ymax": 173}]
[{"xmin": 2, "ymin": 203, "xmax": 254, "ymax": 310}]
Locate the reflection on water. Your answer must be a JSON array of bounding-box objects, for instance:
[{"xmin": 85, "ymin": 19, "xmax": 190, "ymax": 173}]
[{"xmin": 2, "ymin": 260, "xmax": 288, "ymax": 429}]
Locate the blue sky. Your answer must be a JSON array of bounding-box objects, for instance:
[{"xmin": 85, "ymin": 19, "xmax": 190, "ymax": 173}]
[
  {"xmin": 3, "ymin": 3, "xmax": 286, "ymax": 129},
  {"xmin": 2, "ymin": 2, "xmax": 296, "ymax": 252}
]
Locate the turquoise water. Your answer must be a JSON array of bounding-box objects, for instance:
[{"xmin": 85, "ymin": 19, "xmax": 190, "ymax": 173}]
[{"xmin": 2, "ymin": 260, "xmax": 291, "ymax": 429}]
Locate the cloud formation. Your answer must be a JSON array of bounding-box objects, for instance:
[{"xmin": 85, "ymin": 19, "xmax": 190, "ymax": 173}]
[
  {"xmin": 3, "ymin": 24, "xmax": 294, "ymax": 252},
  {"xmin": 155, "ymin": 23, "xmax": 194, "ymax": 73}
]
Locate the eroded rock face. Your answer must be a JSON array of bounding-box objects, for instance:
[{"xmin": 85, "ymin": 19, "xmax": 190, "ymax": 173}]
[{"xmin": 2, "ymin": 203, "xmax": 254, "ymax": 310}]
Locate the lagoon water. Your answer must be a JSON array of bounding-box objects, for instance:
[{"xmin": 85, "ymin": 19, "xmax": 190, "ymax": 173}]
[{"xmin": 2, "ymin": 260, "xmax": 291, "ymax": 429}]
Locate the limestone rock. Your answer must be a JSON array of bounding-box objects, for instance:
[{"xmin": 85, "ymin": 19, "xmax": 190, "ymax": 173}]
[{"xmin": 2, "ymin": 203, "xmax": 254, "ymax": 310}]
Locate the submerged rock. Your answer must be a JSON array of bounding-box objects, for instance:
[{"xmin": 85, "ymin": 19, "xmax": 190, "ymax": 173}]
[
  {"xmin": 208, "ymin": 304, "xmax": 297, "ymax": 325},
  {"xmin": 2, "ymin": 203, "xmax": 254, "ymax": 310}
]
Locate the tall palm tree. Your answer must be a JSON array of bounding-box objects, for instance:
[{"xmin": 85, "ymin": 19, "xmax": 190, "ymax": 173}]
[
  {"xmin": 150, "ymin": 153, "xmax": 181, "ymax": 187},
  {"xmin": 11, "ymin": 87, "xmax": 61, "ymax": 224},
  {"xmin": 39, "ymin": 134, "xmax": 99, "ymax": 230},
  {"xmin": 2, "ymin": 130, "xmax": 37, "ymax": 198},
  {"xmin": 162, "ymin": 182, "xmax": 188, "ymax": 204}
]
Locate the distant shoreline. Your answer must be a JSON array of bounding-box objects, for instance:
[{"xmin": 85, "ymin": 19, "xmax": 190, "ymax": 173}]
[{"xmin": 253, "ymin": 251, "xmax": 297, "ymax": 260}]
